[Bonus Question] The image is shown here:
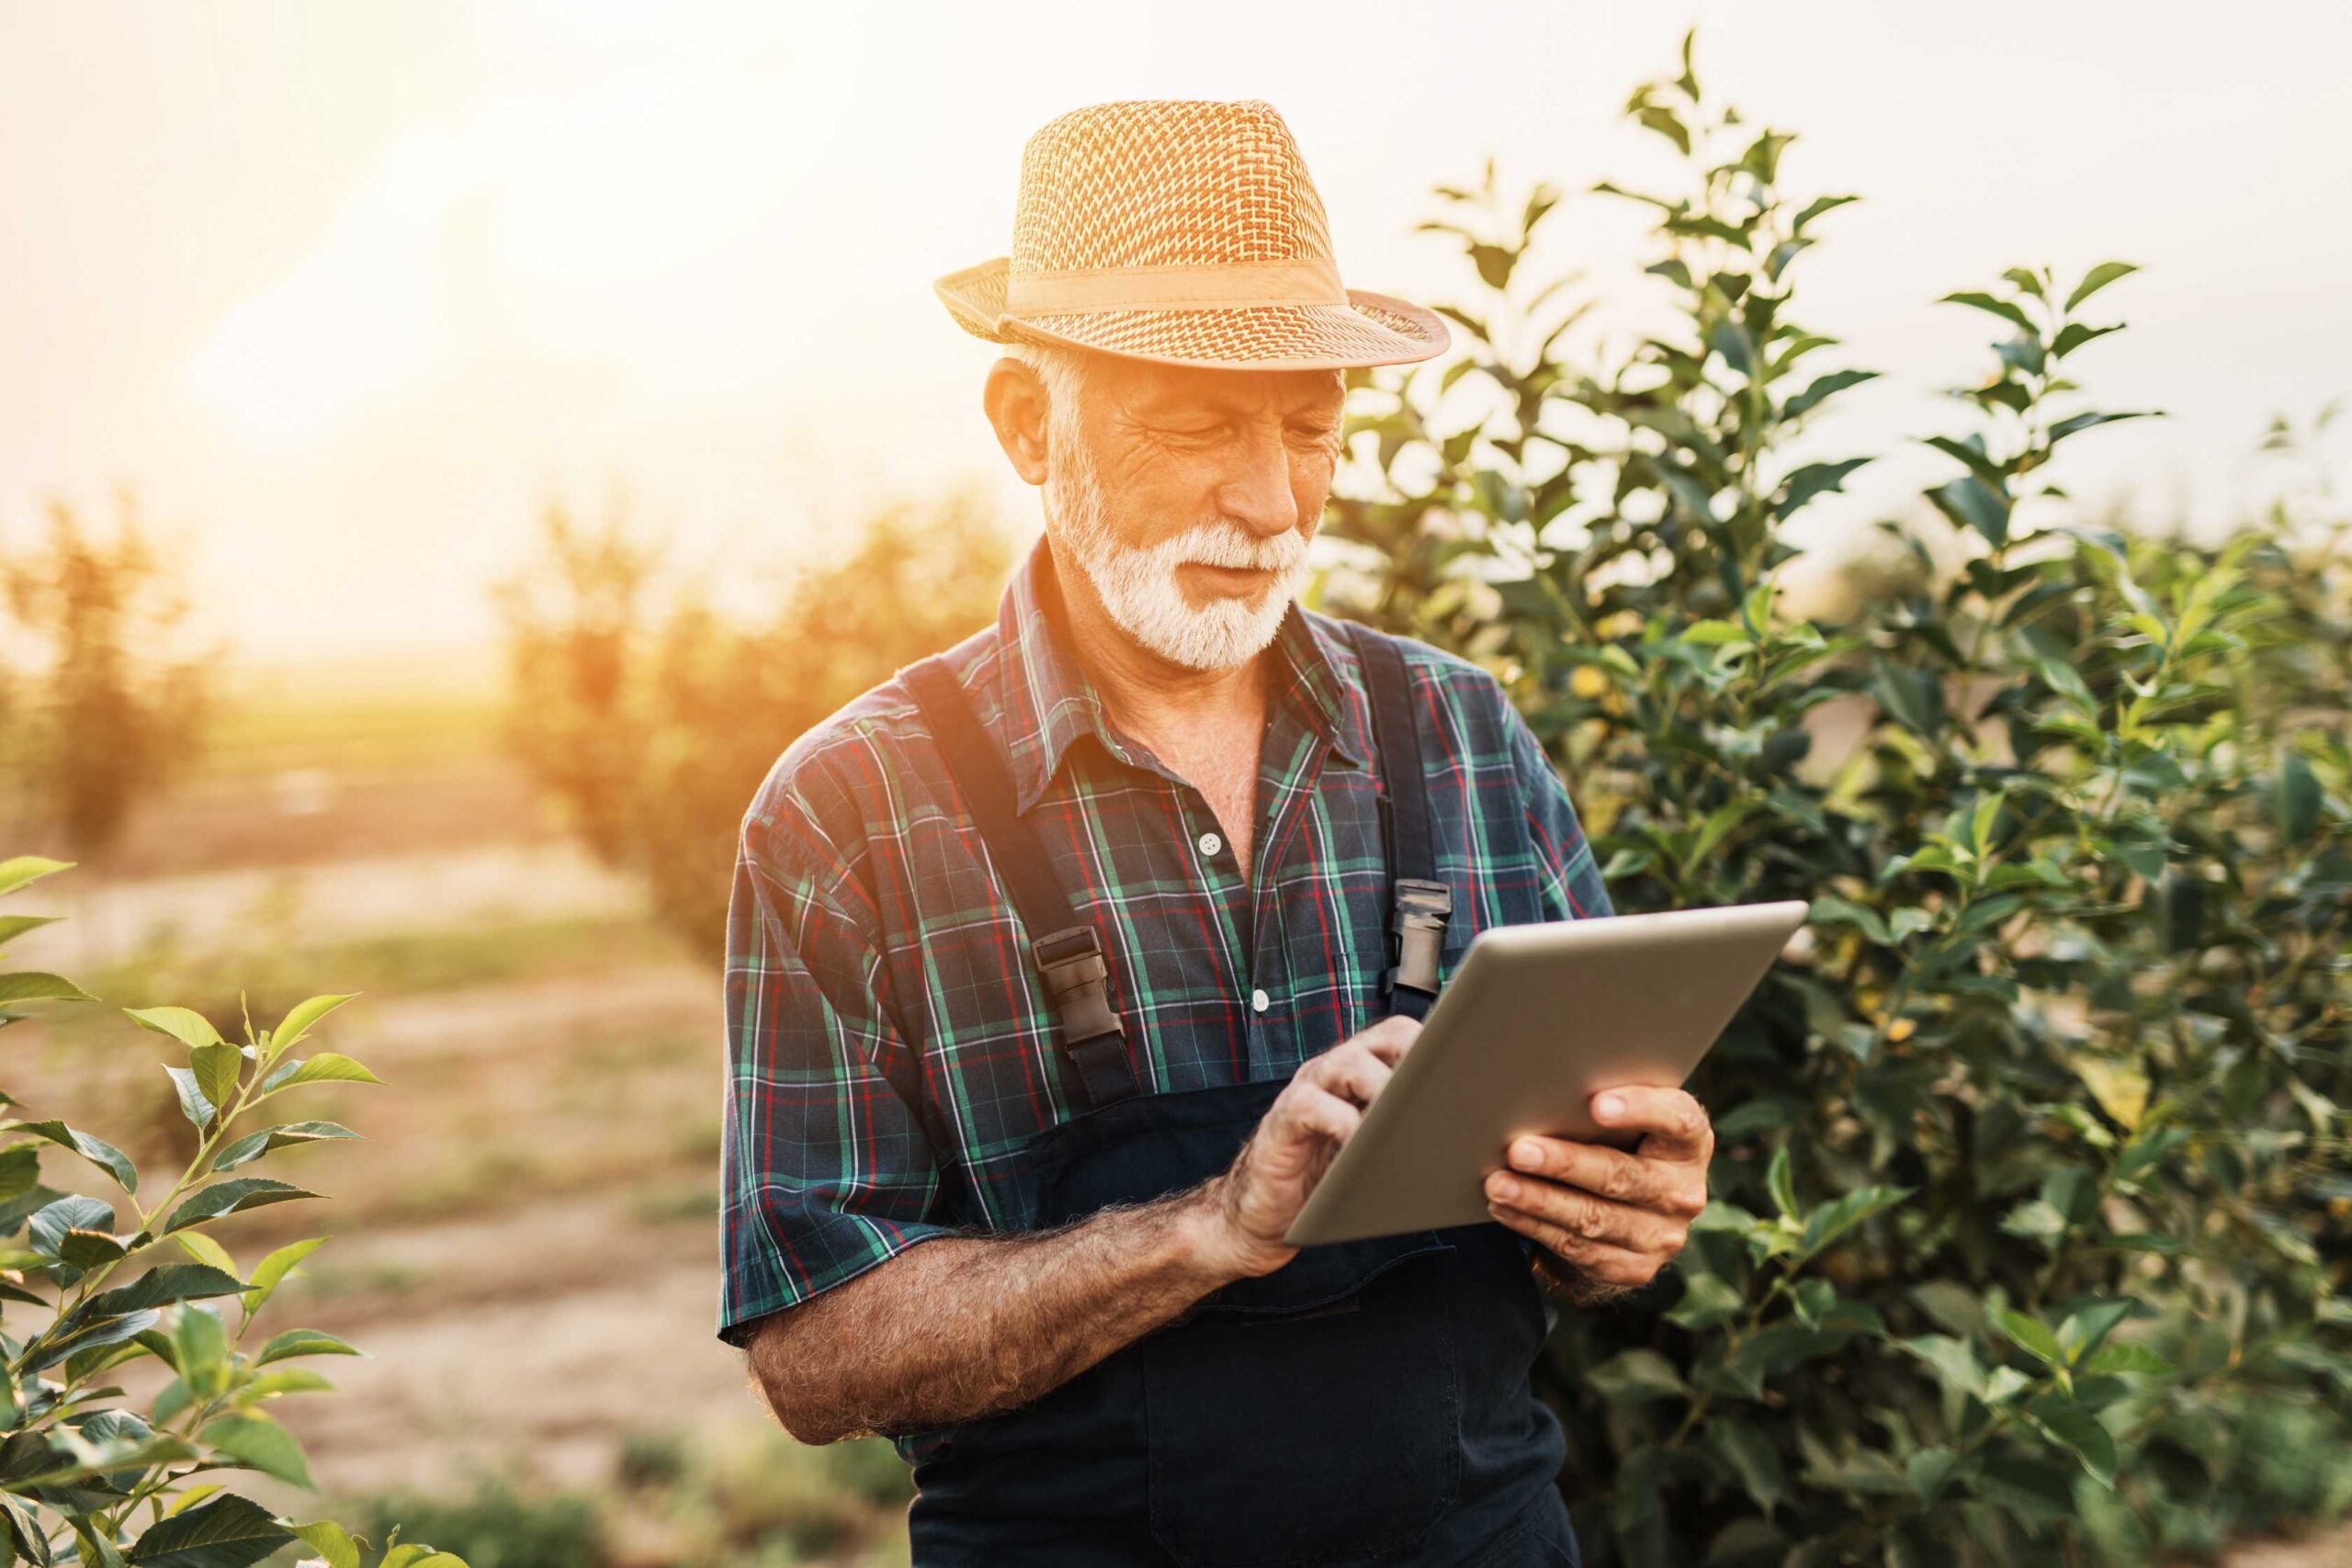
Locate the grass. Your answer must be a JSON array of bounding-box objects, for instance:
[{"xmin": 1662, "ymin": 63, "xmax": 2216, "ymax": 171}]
[
  {"xmin": 324, "ymin": 1424, "xmax": 915, "ymax": 1568},
  {"xmin": 71, "ymin": 909, "xmax": 683, "ymax": 1017},
  {"xmin": 203, "ymin": 657, "xmax": 508, "ymax": 781}
]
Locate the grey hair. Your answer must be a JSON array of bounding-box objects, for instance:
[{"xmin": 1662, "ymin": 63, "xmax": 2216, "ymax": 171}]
[{"xmin": 1003, "ymin": 339, "xmax": 1093, "ymax": 443}]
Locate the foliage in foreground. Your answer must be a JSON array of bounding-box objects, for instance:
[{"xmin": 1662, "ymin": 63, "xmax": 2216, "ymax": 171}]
[
  {"xmin": 0, "ymin": 854, "xmax": 469, "ymax": 1567},
  {"xmin": 1329, "ymin": 30, "xmax": 2351, "ymax": 1568}
]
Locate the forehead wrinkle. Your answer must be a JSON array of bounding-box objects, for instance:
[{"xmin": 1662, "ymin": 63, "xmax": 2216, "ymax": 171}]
[{"xmin": 1128, "ymin": 368, "xmax": 1346, "ymax": 421}]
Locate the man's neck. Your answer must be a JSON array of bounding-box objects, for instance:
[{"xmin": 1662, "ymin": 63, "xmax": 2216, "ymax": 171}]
[{"xmin": 1045, "ymin": 539, "xmax": 1272, "ymax": 748}]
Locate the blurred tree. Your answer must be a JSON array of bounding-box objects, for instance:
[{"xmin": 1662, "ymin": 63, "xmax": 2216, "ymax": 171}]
[
  {"xmin": 0, "ymin": 492, "xmax": 215, "ymax": 867},
  {"xmin": 496, "ymin": 489, "xmax": 1011, "ymax": 955}
]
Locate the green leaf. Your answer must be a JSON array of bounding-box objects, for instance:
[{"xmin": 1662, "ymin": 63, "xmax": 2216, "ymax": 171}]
[
  {"xmin": 1665, "ymin": 1271, "xmax": 1744, "ymax": 1330},
  {"xmin": 244, "ymin": 1236, "xmax": 328, "ymax": 1314},
  {"xmin": 162, "ymin": 1179, "xmax": 316, "ymax": 1235},
  {"xmin": 2052, "ymin": 320, "xmax": 2122, "ymax": 358},
  {"xmin": 1799, "ymin": 1185, "xmax": 1913, "ymax": 1258},
  {"xmin": 72, "ymin": 1264, "xmax": 244, "ymax": 1322},
  {"xmin": 1587, "ymin": 1348, "xmax": 1691, "ymax": 1404},
  {"xmin": 174, "ymin": 1231, "xmax": 239, "ymax": 1278},
  {"xmin": 288, "ymin": 1521, "xmax": 361, "ymax": 1568},
  {"xmin": 1927, "ymin": 474, "xmax": 2012, "ymax": 548},
  {"xmin": 2080, "ymin": 1341, "xmax": 2175, "ymax": 1377},
  {"xmin": 2276, "ymin": 750, "xmax": 2322, "ymax": 843},
  {"xmin": 1773, "ymin": 457, "xmax": 1871, "ymax": 520},
  {"xmin": 164, "ymin": 1065, "xmax": 218, "ymax": 1130},
  {"xmin": 5, "ymin": 1120, "xmax": 139, "ymax": 1194},
  {"xmin": 0, "ymin": 857, "xmax": 73, "ymax": 897},
  {"xmin": 254, "ymin": 1327, "xmax": 361, "ymax": 1366},
  {"xmin": 2049, "ymin": 410, "xmax": 2155, "ymax": 444},
  {"xmin": 1907, "ymin": 1445, "xmax": 1960, "ymax": 1504},
  {"xmin": 1706, "ymin": 1418, "xmax": 1788, "ymax": 1516},
  {"xmin": 0, "ymin": 971, "xmax": 96, "ymax": 1005},
  {"xmin": 1782, "ymin": 368, "xmax": 1877, "ymax": 421},
  {"xmin": 197, "ymin": 1414, "xmax": 314, "ymax": 1490},
  {"xmin": 17, "ymin": 1304, "xmax": 156, "ymax": 1372},
  {"xmin": 1996, "ymin": 1307, "xmax": 2065, "ymax": 1367},
  {"xmin": 210, "ymin": 1121, "xmax": 362, "ymax": 1173},
  {"xmin": 268, "ymin": 994, "xmax": 356, "ymax": 1058},
  {"xmin": 1791, "ymin": 194, "xmax": 1860, "ymax": 232},
  {"xmin": 1900, "ymin": 1334, "xmax": 1987, "ymax": 1400},
  {"xmin": 1939, "ymin": 290, "xmax": 2036, "ymax": 333},
  {"xmin": 1766, "ymin": 1145, "xmax": 1797, "ymax": 1220},
  {"xmin": 122, "ymin": 1006, "xmax": 224, "ymax": 1050},
  {"xmin": 380, "ymin": 1551, "xmax": 466, "ymax": 1568},
  {"xmin": 259, "ymin": 1054, "xmax": 383, "ymax": 1094},
  {"xmin": 0, "ymin": 914, "xmax": 61, "ymax": 946},
  {"xmin": 175, "ymin": 1302, "xmax": 230, "ymax": 1382},
  {"xmin": 190, "ymin": 1043, "xmax": 243, "ymax": 1121},
  {"xmin": 126, "ymin": 1491, "xmax": 294, "ymax": 1567},
  {"xmin": 29, "ymin": 1193, "xmax": 115, "ymax": 1257},
  {"xmin": 2032, "ymin": 1402, "xmax": 2118, "ymax": 1487},
  {"xmin": 2064, "ymin": 261, "xmax": 2139, "ymax": 312}
]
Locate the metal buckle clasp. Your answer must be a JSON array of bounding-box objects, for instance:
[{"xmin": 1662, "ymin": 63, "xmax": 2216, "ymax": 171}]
[
  {"xmin": 1386, "ymin": 878, "xmax": 1453, "ymax": 998},
  {"xmin": 1033, "ymin": 924, "xmax": 1125, "ymax": 1046}
]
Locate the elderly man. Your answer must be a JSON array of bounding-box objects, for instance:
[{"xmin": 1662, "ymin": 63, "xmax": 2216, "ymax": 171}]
[{"xmin": 719, "ymin": 99, "xmax": 1713, "ymax": 1566}]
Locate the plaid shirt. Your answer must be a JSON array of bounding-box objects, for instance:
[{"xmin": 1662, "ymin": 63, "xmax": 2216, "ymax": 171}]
[{"xmin": 718, "ymin": 536, "xmax": 1612, "ymax": 1348}]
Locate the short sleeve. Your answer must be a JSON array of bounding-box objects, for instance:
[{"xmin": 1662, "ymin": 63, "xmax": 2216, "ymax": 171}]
[
  {"xmin": 1500, "ymin": 698, "xmax": 1615, "ymax": 923},
  {"xmin": 718, "ymin": 798, "xmax": 956, "ymax": 1348}
]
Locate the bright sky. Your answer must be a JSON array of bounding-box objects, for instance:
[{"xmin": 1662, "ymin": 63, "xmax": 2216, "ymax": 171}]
[{"xmin": 4, "ymin": 0, "xmax": 2347, "ymax": 672}]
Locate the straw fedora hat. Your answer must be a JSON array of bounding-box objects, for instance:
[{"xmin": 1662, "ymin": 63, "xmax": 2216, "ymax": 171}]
[{"xmin": 935, "ymin": 98, "xmax": 1450, "ymax": 373}]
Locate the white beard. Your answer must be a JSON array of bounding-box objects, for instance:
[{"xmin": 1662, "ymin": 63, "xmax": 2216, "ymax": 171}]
[{"xmin": 1045, "ymin": 424, "xmax": 1308, "ymax": 671}]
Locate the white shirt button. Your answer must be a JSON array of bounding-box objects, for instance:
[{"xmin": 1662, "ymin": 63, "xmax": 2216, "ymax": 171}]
[
  {"xmin": 1250, "ymin": 987, "xmax": 1271, "ymax": 1013},
  {"xmin": 1197, "ymin": 831, "xmax": 1223, "ymax": 857}
]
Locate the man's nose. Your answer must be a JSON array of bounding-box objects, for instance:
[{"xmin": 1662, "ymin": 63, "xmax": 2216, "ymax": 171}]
[{"xmin": 1213, "ymin": 425, "xmax": 1303, "ymax": 537}]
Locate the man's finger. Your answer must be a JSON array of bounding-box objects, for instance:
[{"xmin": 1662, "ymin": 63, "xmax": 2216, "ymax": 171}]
[
  {"xmin": 1487, "ymin": 1203, "xmax": 1661, "ymax": 1288},
  {"xmin": 1483, "ymin": 1169, "xmax": 1687, "ymax": 1257},
  {"xmin": 1589, "ymin": 1085, "xmax": 1713, "ymax": 1161},
  {"xmin": 1305, "ymin": 1045, "xmax": 1393, "ymax": 1108},
  {"xmin": 1358, "ymin": 1015, "xmax": 1419, "ymax": 1064},
  {"xmin": 1504, "ymin": 1134, "xmax": 1705, "ymax": 1219},
  {"xmin": 1277, "ymin": 1084, "xmax": 1362, "ymax": 1146}
]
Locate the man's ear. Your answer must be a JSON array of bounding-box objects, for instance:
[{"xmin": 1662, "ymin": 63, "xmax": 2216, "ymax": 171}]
[{"xmin": 983, "ymin": 357, "xmax": 1052, "ymax": 487}]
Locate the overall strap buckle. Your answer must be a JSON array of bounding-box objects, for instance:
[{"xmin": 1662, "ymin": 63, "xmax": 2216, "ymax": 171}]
[
  {"xmin": 1386, "ymin": 878, "xmax": 1453, "ymax": 999},
  {"xmin": 1034, "ymin": 924, "xmax": 1133, "ymax": 1106},
  {"xmin": 1034, "ymin": 924, "xmax": 1126, "ymax": 1049}
]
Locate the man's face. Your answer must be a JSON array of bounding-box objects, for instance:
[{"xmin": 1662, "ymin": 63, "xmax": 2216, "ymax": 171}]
[{"xmin": 1038, "ymin": 352, "xmax": 1347, "ymax": 672}]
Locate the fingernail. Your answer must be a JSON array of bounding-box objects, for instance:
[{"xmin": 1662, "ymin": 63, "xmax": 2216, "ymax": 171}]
[
  {"xmin": 1596, "ymin": 1093, "xmax": 1624, "ymax": 1120},
  {"xmin": 1511, "ymin": 1138, "xmax": 1544, "ymax": 1168},
  {"xmin": 1487, "ymin": 1174, "xmax": 1521, "ymax": 1202}
]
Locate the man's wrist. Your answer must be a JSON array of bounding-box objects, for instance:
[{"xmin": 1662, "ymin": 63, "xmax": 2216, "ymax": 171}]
[{"xmin": 1160, "ymin": 1178, "xmax": 1254, "ymax": 1294}]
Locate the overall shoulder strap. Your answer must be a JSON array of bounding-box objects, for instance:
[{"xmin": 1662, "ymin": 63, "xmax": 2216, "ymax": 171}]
[
  {"xmin": 1342, "ymin": 622, "xmax": 1453, "ymax": 1021},
  {"xmin": 900, "ymin": 655, "xmax": 1141, "ymax": 1111}
]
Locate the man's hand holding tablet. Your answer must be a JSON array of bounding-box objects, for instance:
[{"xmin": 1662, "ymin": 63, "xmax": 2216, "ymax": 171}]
[
  {"xmin": 1484, "ymin": 1085, "xmax": 1716, "ymax": 1303},
  {"xmin": 1268, "ymin": 900, "xmax": 1809, "ymax": 1280}
]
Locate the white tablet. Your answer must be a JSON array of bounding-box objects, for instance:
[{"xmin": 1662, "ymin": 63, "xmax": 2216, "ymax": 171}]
[{"xmin": 1283, "ymin": 899, "xmax": 1810, "ymax": 1247}]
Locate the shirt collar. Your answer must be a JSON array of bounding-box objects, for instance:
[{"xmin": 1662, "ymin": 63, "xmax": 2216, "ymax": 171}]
[{"xmin": 993, "ymin": 534, "xmax": 1369, "ymax": 816}]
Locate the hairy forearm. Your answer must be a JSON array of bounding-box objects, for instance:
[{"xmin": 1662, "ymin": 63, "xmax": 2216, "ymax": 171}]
[{"xmin": 748, "ymin": 1187, "xmax": 1238, "ymax": 1444}]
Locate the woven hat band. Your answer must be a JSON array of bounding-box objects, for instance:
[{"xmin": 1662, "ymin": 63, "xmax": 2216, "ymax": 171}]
[{"xmin": 1003, "ymin": 258, "xmax": 1346, "ymax": 317}]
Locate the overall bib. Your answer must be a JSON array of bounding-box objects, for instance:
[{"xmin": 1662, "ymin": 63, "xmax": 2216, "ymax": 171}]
[{"xmin": 897, "ymin": 626, "xmax": 1582, "ymax": 1568}]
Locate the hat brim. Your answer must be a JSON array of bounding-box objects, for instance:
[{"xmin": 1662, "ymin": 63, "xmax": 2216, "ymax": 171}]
[{"xmin": 934, "ymin": 256, "xmax": 1449, "ymax": 372}]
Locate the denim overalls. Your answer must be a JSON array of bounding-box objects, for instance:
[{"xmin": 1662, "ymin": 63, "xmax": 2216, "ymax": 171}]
[{"xmin": 896, "ymin": 624, "xmax": 1582, "ymax": 1567}]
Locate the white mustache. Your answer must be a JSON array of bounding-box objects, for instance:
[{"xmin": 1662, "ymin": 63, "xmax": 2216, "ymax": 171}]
[{"xmin": 1159, "ymin": 521, "xmax": 1308, "ymax": 571}]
